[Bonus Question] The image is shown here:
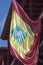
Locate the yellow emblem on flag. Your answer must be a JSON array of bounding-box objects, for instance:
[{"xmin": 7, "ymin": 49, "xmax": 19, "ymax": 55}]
[{"xmin": 10, "ymin": 12, "xmax": 34, "ymax": 58}]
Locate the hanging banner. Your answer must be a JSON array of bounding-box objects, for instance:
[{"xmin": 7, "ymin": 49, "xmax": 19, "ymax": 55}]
[{"xmin": 10, "ymin": 0, "xmax": 41, "ymax": 65}]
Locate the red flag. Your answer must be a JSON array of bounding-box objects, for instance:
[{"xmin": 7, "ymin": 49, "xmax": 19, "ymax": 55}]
[{"xmin": 9, "ymin": 0, "xmax": 41, "ymax": 65}]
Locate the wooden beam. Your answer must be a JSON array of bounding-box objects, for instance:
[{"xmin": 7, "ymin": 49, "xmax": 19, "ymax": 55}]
[{"xmin": 29, "ymin": 0, "xmax": 33, "ymax": 19}]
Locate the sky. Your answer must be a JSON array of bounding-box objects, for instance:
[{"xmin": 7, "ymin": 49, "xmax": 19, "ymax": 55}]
[
  {"xmin": 0, "ymin": 39, "xmax": 8, "ymax": 47},
  {"xmin": 0, "ymin": 0, "xmax": 11, "ymax": 36},
  {"xmin": 0, "ymin": 0, "xmax": 11, "ymax": 47}
]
